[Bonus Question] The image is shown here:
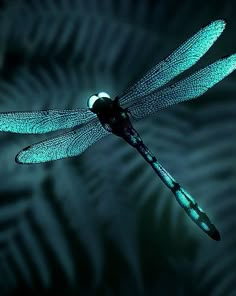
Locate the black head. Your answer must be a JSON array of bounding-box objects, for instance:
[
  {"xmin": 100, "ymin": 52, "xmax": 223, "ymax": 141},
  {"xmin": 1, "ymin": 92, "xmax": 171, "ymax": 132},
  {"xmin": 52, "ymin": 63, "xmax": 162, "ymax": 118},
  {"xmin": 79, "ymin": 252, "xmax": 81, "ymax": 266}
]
[{"xmin": 87, "ymin": 92, "xmax": 112, "ymax": 114}]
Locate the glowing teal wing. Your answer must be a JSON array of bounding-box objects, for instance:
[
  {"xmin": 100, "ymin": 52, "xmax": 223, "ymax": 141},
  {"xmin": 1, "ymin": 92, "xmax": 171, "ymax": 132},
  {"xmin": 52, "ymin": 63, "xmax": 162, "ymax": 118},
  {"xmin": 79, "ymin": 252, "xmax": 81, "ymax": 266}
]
[
  {"xmin": 129, "ymin": 54, "xmax": 236, "ymax": 120},
  {"xmin": 16, "ymin": 119, "xmax": 110, "ymax": 164},
  {"xmin": 0, "ymin": 109, "xmax": 96, "ymax": 134},
  {"xmin": 119, "ymin": 20, "xmax": 226, "ymax": 107}
]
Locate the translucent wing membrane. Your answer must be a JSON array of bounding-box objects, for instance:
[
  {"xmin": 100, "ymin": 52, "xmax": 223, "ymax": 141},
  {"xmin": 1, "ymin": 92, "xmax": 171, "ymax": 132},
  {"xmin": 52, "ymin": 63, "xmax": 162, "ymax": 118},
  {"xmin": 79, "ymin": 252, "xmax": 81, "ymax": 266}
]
[
  {"xmin": 129, "ymin": 54, "xmax": 236, "ymax": 120},
  {"xmin": 119, "ymin": 20, "xmax": 225, "ymax": 107},
  {"xmin": 0, "ymin": 109, "xmax": 96, "ymax": 134},
  {"xmin": 16, "ymin": 119, "xmax": 110, "ymax": 164}
]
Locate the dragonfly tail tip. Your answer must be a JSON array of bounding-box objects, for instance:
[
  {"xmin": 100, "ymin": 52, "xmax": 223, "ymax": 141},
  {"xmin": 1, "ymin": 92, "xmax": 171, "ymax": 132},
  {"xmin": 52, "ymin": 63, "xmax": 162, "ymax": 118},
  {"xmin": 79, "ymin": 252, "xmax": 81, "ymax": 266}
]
[{"xmin": 211, "ymin": 229, "xmax": 221, "ymax": 241}]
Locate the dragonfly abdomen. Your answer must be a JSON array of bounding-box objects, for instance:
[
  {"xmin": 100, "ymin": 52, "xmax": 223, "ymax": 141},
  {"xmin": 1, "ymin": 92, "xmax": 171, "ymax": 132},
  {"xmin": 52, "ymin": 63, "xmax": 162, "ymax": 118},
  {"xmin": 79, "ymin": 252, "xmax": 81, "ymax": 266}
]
[
  {"xmin": 126, "ymin": 133, "xmax": 221, "ymax": 241},
  {"xmin": 174, "ymin": 187, "xmax": 220, "ymax": 240}
]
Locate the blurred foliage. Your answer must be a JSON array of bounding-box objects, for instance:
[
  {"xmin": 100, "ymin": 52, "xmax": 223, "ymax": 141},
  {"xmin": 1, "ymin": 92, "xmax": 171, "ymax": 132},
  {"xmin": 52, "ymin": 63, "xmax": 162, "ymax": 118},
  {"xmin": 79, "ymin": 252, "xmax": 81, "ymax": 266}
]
[{"xmin": 0, "ymin": 0, "xmax": 235, "ymax": 295}]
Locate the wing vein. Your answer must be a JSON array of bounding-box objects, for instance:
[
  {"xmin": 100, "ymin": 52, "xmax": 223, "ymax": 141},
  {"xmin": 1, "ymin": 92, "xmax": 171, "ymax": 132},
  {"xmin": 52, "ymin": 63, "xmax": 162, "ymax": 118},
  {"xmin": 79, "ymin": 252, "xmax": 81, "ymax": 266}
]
[{"xmin": 119, "ymin": 20, "xmax": 226, "ymax": 107}]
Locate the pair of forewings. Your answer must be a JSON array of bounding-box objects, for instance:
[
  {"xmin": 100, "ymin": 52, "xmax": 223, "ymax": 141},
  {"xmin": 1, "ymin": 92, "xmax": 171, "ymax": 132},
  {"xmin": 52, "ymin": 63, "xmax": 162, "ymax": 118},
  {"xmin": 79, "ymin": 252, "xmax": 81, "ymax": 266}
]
[{"xmin": 0, "ymin": 20, "xmax": 235, "ymax": 163}]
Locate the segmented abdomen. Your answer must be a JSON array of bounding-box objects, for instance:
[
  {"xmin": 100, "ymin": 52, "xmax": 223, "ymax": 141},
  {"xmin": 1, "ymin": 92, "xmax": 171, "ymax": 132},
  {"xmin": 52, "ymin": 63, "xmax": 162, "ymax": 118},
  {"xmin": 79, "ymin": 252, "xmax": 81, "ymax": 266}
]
[{"xmin": 123, "ymin": 128, "xmax": 220, "ymax": 241}]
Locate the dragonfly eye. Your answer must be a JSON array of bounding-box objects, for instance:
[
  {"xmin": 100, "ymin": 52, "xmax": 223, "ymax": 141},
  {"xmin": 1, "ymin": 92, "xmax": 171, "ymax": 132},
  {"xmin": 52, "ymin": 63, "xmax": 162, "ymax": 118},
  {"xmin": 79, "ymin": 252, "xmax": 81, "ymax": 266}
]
[
  {"xmin": 98, "ymin": 92, "xmax": 110, "ymax": 99},
  {"xmin": 87, "ymin": 94, "xmax": 99, "ymax": 109}
]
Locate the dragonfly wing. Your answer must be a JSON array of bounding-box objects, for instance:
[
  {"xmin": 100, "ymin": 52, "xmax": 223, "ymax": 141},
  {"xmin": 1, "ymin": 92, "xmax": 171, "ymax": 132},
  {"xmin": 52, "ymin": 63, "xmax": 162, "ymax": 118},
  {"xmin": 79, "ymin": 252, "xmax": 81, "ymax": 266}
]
[
  {"xmin": 119, "ymin": 20, "xmax": 226, "ymax": 107},
  {"xmin": 16, "ymin": 119, "xmax": 110, "ymax": 164},
  {"xmin": 129, "ymin": 54, "xmax": 236, "ymax": 120},
  {"xmin": 0, "ymin": 108, "xmax": 96, "ymax": 134}
]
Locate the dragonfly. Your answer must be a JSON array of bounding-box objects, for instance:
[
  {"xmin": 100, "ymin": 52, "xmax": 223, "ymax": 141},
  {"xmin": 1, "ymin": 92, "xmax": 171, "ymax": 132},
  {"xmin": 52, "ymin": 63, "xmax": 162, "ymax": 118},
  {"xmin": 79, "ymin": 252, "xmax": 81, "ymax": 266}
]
[{"xmin": 0, "ymin": 19, "xmax": 235, "ymax": 241}]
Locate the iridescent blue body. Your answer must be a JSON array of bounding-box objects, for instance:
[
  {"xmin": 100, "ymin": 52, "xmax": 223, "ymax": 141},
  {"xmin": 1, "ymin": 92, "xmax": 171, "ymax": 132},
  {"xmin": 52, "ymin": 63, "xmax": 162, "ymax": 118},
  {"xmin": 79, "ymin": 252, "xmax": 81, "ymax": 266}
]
[
  {"xmin": 0, "ymin": 19, "xmax": 235, "ymax": 240},
  {"xmin": 90, "ymin": 95, "xmax": 220, "ymax": 241}
]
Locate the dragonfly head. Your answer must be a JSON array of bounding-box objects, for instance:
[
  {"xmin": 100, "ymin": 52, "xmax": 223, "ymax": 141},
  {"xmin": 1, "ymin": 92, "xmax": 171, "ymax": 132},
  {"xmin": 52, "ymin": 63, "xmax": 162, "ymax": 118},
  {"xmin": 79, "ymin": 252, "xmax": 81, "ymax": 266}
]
[{"xmin": 88, "ymin": 92, "xmax": 111, "ymax": 113}]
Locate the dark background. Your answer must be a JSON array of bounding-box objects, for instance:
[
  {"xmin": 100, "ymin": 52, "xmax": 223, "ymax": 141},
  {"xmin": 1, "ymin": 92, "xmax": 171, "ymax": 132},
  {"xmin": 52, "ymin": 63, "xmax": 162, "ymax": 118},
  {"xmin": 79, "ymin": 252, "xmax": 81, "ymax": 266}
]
[{"xmin": 0, "ymin": 0, "xmax": 235, "ymax": 295}]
